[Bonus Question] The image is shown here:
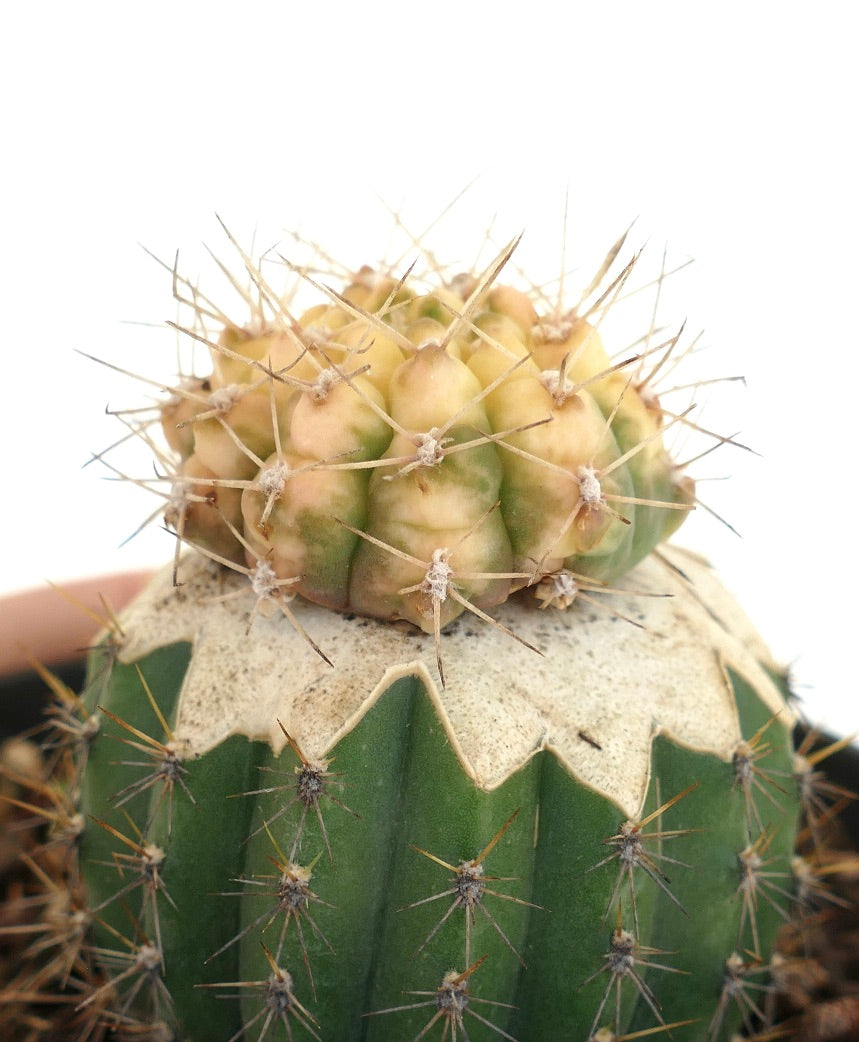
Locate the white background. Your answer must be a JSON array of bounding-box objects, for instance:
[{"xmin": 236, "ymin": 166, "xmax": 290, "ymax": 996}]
[{"xmin": 2, "ymin": 3, "xmax": 855, "ymax": 740}]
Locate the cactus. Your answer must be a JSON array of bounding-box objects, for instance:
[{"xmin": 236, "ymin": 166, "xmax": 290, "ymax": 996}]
[{"xmin": 9, "ymin": 216, "xmax": 817, "ymax": 1041}]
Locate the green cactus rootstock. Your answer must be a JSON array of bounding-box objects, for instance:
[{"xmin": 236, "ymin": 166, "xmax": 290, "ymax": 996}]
[{"xmin": 60, "ymin": 224, "xmax": 806, "ymax": 1040}]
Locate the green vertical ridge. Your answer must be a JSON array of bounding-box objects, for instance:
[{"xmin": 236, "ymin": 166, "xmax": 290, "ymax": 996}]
[
  {"xmin": 79, "ymin": 643, "xmax": 192, "ymax": 936},
  {"xmin": 626, "ymin": 668, "xmax": 800, "ymax": 1039},
  {"xmin": 152, "ymin": 734, "xmax": 265, "ymax": 1041},
  {"xmin": 357, "ymin": 678, "xmax": 540, "ymax": 1041},
  {"xmin": 234, "ymin": 674, "xmax": 421, "ymax": 1041},
  {"xmin": 78, "ymin": 651, "xmax": 799, "ymax": 1041},
  {"xmin": 509, "ymin": 749, "xmax": 640, "ymax": 1039}
]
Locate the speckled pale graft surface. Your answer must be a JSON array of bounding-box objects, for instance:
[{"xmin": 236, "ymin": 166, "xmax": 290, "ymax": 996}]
[{"xmin": 114, "ymin": 545, "xmax": 789, "ymax": 818}]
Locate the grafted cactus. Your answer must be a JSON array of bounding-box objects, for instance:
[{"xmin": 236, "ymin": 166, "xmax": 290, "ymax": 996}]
[{"xmin": 19, "ymin": 218, "xmax": 813, "ymax": 1041}]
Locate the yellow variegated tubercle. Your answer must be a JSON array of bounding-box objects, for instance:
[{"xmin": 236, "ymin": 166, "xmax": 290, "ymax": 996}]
[{"xmin": 162, "ymin": 238, "xmax": 693, "ymax": 643}]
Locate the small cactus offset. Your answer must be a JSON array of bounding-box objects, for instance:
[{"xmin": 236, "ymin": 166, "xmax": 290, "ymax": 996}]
[{"xmin": 10, "ymin": 211, "xmax": 824, "ymax": 1041}]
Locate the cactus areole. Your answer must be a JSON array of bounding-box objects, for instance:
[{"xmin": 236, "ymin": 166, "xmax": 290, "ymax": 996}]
[{"xmin": 76, "ymin": 228, "xmax": 800, "ymax": 1042}]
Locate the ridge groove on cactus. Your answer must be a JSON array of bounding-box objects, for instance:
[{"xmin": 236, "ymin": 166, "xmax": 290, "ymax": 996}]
[{"xmin": 8, "ymin": 205, "xmax": 829, "ymax": 1042}]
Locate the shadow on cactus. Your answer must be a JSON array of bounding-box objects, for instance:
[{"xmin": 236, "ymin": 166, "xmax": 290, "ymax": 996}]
[{"xmin": 21, "ymin": 205, "xmax": 821, "ymax": 1040}]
